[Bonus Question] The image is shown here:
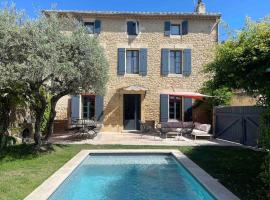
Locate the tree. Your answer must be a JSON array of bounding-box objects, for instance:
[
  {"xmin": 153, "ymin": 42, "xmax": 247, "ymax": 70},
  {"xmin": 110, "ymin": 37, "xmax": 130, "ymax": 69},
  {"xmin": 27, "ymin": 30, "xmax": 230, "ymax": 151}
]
[
  {"xmin": 38, "ymin": 14, "xmax": 109, "ymax": 140},
  {"xmin": 204, "ymin": 16, "xmax": 270, "ymax": 198},
  {"xmin": 0, "ymin": 7, "xmax": 28, "ymax": 147},
  {"xmin": 204, "ymin": 17, "xmax": 270, "ymax": 105},
  {"xmin": 0, "ymin": 7, "xmax": 108, "ymax": 146}
]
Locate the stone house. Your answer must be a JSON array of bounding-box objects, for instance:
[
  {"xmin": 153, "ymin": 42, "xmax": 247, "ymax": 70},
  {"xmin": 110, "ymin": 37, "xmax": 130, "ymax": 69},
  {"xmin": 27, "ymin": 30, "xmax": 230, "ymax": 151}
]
[{"xmin": 44, "ymin": 1, "xmax": 221, "ymax": 133}]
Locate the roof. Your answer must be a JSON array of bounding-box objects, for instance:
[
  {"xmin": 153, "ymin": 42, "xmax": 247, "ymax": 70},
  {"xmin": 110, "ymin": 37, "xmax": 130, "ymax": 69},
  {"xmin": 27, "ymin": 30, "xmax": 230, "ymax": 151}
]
[{"xmin": 43, "ymin": 10, "xmax": 221, "ymax": 19}]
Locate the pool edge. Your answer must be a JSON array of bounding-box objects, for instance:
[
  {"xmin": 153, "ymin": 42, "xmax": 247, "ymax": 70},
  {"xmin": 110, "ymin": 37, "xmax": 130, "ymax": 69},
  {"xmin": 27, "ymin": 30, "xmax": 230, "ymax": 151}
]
[{"xmin": 24, "ymin": 149, "xmax": 239, "ymax": 200}]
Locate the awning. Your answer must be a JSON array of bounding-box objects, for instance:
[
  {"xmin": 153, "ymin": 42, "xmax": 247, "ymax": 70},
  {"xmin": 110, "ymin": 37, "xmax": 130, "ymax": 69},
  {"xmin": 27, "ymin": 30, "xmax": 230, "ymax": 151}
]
[
  {"xmin": 123, "ymin": 85, "xmax": 148, "ymax": 91},
  {"xmin": 120, "ymin": 85, "xmax": 148, "ymax": 94},
  {"xmin": 161, "ymin": 92, "xmax": 213, "ymax": 100}
]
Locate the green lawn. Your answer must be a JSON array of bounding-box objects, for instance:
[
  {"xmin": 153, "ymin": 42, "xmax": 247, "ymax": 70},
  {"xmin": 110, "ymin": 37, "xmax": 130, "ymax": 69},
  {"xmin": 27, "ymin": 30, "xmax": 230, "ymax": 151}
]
[{"xmin": 0, "ymin": 144, "xmax": 267, "ymax": 200}]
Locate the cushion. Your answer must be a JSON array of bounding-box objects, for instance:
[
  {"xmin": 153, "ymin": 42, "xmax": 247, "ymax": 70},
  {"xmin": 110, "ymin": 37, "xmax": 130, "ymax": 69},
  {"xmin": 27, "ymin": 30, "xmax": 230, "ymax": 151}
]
[
  {"xmin": 194, "ymin": 122, "xmax": 211, "ymax": 133},
  {"xmin": 161, "ymin": 122, "xmax": 182, "ymax": 128},
  {"xmin": 182, "ymin": 121, "xmax": 194, "ymax": 128},
  {"xmin": 192, "ymin": 129, "xmax": 212, "ymax": 136}
]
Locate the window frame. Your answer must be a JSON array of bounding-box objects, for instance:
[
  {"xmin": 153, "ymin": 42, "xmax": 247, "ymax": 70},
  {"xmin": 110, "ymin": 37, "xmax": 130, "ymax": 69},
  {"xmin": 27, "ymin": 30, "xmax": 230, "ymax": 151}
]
[
  {"xmin": 127, "ymin": 21, "xmax": 139, "ymax": 36},
  {"xmin": 81, "ymin": 95, "xmax": 95, "ymax": 119},
  {"xmin": 125, "ymin": 49, "xmax": 140, "ymax": 74},
  {"xmin": 170, "ymin": 24, "xmax": 181, "ymax": 35},
  {"xmin": 84, "ymin": 21, "xmax": 95, "ymax": 34},
  {"xmin": 169, "ymin": 95, "xmax": 183, "ymax": 121},
  {"xmin": 169, "ymin": 50, "xmax": 183, "ymax": 75}
]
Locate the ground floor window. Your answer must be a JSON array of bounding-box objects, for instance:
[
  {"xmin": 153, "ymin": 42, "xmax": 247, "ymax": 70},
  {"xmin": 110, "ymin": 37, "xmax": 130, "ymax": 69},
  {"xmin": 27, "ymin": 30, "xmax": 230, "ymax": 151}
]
[
  {"xmin": 169, "ymin": 96, "xmax": 183, "ymax": 121},
  {"xmin": 82, "ymin": 95, "xmax": 95, "ymax": 119}
]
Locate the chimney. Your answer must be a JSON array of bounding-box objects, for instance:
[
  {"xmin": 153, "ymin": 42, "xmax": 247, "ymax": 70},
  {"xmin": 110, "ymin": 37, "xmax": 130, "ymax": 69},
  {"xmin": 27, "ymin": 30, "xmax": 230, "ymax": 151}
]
[{"xmin": 195, "ymin": 0, "xmax": 206, "ymax": 14}]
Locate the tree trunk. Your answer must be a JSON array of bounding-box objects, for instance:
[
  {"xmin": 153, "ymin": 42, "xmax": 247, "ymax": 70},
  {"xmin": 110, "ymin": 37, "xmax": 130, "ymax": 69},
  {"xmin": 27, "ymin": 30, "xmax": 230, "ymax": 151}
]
[
  {"xmin": 32, "ymin": 92, "xmax": 47, "ymax": 146},
  {"xmin": 44, "ymin": 98, "xmax": 57, "ymax": 141},
  {"xmin": 44, "ymin": 91, "xmax": 70, "ymax": 141},
  {"xmin": 0, "ymin": 98, "xmax": 11, "ymax": 148}
]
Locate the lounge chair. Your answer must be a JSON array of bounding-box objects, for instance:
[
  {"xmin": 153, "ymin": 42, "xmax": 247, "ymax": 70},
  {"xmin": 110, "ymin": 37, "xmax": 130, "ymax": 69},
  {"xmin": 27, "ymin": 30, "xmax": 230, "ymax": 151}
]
[{"xmin": 191, "ymin": 122, "xmax": 212, "ymax": 140}]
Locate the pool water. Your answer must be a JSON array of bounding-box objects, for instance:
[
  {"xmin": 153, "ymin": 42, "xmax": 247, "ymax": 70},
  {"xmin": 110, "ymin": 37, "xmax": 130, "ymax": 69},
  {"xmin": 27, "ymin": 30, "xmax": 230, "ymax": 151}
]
[{"xmin": 49, "ymin": 154, "xmax": 215, "ymax": 200}]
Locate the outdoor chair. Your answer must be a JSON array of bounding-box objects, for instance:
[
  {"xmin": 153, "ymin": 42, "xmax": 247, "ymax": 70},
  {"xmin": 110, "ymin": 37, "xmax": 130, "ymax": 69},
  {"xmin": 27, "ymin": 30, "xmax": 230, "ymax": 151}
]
[
  {"xmin": 139, "ymin": 120, "xmax": 160, "ymax": 139},
  {"xmin": 191, "ymin": 122, "xmax": 212, "ymax": 140}
]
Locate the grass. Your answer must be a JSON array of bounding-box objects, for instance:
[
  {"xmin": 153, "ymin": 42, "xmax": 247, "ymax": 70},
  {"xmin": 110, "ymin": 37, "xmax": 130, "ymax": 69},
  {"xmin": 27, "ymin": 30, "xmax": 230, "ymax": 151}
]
[{"xmin": 0, "ymin": 144, "xmax": 267, "ymax": 200}]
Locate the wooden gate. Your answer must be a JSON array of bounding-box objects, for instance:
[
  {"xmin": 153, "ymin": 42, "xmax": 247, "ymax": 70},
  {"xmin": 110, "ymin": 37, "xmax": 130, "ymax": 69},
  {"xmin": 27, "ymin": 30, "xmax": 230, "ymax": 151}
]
[{"xmin": 214, "ymin": 106, "xmax": 265, "ymax": 147}]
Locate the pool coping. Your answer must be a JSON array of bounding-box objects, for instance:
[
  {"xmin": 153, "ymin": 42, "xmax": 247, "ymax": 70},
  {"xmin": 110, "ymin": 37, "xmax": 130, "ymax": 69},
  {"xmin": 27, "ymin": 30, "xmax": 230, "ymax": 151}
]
[{"xmin": 24, "ymin": 149, "xmax": 239, "ymax": 200}]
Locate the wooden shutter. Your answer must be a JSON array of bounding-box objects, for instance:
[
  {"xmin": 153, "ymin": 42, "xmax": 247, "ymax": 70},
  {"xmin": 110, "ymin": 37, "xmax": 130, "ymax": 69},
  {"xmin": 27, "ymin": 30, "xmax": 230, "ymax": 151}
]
[
  {"xmin": 95, "ymin": 95, "xmax": 104, "ymax": 122},
  {"xmin": 161, "ymin": 49, "xmax": 169, "ymax": 75},
  {"xmin": 135, "ymin": 21, "xmax": 139, "ymax": 35},
  {"xmin": 94, "ymin": 20, "xmax": 101, "ymax": 34},
  {"xmin": 164, "ymin": 21, "xmax": 171, "ymax": 36},
  {"xmin": 127, "ymin": 21, "xmax": 134, "ymax": 35},
  {"xmin": 71, "ymin": 95, "xmax": 80, "ymax": 122},
  {"xmin": 182, "ymin": 20, "xmax": 189, "ymax": 35},
  {"xmin": 139, "ymin": 48, "xmax": 147, "ymax": 76},
  {"xmin": 117, "ymin": 48, "xmax": 126, "ymax": 75},
  {"xmin": 184, "ymin": 98, "xmax": 193, "ymax": 121},
  {"xmin": 183, "ymin": 49, "xmax": 192, "ymax": 76},
  {"xmin": 160, "ymin": 94, "xmax": 169, "ymax": 122}
]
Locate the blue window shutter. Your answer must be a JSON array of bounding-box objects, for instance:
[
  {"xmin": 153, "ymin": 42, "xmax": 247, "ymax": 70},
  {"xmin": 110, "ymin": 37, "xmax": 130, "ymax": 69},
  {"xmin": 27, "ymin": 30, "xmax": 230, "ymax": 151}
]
[
  {"xmin": 139, "ymin": 48, "xmax": 147, "ymax": 76},
  {"xmin": 95, "ymin": 95, "xmax": 104, "ymax": 122},
  {"xmin": 135, "ymin": 21, "xmax": 139, "ymax": 35},
  {"xmin": 160, "ymin": 94, "xmax": 169, "ymax": 122},
  {"xmin": 161, "ymin": 49, "xmax": 169, "ymax": 75},
  {"xmin": 94, "ymin": 20, "xmax": 101, "ymax": 34},
  {"xmin": 118, "ymin": 48, "xmax": 125, "ymax": 75},
  {"xmin": 71, "ymin": 95, "xmax": 80, "ymax": 122},
  {"xmin": 164, "ymin": 21, "xmax": 171, "ymax": 36},
  {"xmin": 182, "ymin": 20, "xmax": 189, "ymax": 35},
  {"xmin": 184, "ymin": 98, "xmax": 193, "ymax": 121},
  {"xmin": 183, "ymin": 49, "xmax": 192, "ymax": 76}
]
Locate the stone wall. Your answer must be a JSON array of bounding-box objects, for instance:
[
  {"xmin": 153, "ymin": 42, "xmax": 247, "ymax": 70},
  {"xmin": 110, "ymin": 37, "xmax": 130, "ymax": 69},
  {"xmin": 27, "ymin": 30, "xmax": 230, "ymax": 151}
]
[{"xmin": 55, "ymin": 15, "xmax": 219, "ymax": 132}]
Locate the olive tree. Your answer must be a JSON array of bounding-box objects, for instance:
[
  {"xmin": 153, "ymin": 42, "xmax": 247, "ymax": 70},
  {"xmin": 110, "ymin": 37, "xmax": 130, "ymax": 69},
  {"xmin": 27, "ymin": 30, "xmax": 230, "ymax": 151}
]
[
  {"xmin": 39, "ymin": 14, "xmax": 109, "ymax": 140},
  {"xmin": 0, "ymin": 7, "xmax": 108, "ymax": 146}
]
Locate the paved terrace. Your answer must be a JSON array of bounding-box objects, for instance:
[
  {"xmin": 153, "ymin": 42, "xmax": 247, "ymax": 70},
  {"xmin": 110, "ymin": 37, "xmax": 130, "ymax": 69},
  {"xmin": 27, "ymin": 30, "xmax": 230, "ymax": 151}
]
[{"xmin": 50, "ymin": 132, "xmax": 241, "ymax": 146}]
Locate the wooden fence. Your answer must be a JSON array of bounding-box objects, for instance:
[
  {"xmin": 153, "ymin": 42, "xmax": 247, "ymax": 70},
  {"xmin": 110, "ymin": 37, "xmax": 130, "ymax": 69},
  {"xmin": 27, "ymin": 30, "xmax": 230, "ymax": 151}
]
[{"xmin": 214, "ymin": 106, "xmax": 265, "ymax": 147}]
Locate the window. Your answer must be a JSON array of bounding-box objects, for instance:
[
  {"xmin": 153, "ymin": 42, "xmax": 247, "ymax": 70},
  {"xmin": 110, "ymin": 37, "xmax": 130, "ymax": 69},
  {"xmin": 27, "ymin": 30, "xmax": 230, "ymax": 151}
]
[
  {"xmin": 171, "ymin": 24, "xmax": 181, "ymax": 35},
  {"xmin": 82, "ymin": 96, "xmax": 95, "ymax": 119},
  {"xmin": 84, "ymin": 22, "xmax": 95, "ymax": 34},
  {"xmin": 126, "ymin": 50, "xmax": 139, "ymax": 74},
  {"xmin": 170, "ymin": 50, "xmax": 182, "ymax": 74},
  {"xmin": 127, "ymin": 21, "xmax": 139, "ymax": 35},
  {"xmin": 169, "ymin": 96, "xmax": 182, "ymax": 121}
]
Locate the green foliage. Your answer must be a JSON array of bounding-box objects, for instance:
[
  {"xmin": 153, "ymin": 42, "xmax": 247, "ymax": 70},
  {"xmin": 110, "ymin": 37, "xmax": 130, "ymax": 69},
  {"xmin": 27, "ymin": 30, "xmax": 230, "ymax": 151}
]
[
  {"xmin": 204, "ymin": 17, "xmax": 270, "ymax": 104},
  {"xmin": 259, "ymin": 108, "xmax": 270, "ymax": 149},
  {"xmin": 200, "ymin": 82, "xmax": 233, "ymax": 106},
  {"xmin": 0, "ymin": 134, "xmax": 16, "ymax": 149},
  {"xmin": 0, "ymin": 6, "xmax": 109, "ymax": 142},
  {"xmin": 204, "ymin": 16, "xmax": 270, "ymax": 196}
]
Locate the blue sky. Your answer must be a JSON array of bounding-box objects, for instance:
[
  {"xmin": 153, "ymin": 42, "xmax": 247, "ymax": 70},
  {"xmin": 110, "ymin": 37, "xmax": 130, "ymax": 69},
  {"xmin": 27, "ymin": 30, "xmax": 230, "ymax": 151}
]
[{"xmin": 2, "ymin": 0, "xmax": 270, "ymax": 41}]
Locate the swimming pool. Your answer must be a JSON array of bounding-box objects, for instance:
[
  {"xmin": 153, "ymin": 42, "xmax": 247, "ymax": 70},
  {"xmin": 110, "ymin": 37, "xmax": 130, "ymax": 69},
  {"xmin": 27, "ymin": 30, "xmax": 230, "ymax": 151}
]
[
  {"xmin": 25, "ymin": 150, "xmax": 239, "ymax": 200},
  {"xmin": 48, "ymin": 153, "xmax": 215, "ymax": 200}
]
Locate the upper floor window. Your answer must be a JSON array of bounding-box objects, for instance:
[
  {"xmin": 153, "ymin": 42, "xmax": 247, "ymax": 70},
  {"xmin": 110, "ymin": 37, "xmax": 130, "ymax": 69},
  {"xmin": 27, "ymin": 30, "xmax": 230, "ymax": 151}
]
[
  {"xmin": 126, "ymin": 50, "xmax": 139, "ymax": 74},
  {"xmin": 170, "ymin": 50, "xmax": 182, "ymax": 74},
  {"xmin": 164, "ymin": 21, "xmax": 189, "ymax": 36},
  {"xmin": 127, "ymin": 21, "xmax": 139, "ymax": 36},
  {"xmin": 83, "ymin": 20, "xmax": 101, "ymax": 34},
  {"xmin": 171, "ymin": 24, "xmax": 181, "ymax": 35},
  {"xmin": 84, "ymin": 22, "xmax": 95, "ymax": 34}
]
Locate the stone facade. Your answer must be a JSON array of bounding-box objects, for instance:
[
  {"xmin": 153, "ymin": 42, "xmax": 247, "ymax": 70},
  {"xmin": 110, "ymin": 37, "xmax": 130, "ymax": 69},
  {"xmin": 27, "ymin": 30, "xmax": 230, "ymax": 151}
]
[{"xmin": 53, "ymin": 11, "xmax": 220, "ymax": 132}]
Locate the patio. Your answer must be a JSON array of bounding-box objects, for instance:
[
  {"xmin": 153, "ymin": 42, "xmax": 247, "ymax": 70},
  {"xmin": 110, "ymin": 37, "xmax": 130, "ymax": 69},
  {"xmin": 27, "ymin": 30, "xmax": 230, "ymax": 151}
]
[{"xmin": 50, "ymin": 131, "xmax": 241, "ymax": 146}]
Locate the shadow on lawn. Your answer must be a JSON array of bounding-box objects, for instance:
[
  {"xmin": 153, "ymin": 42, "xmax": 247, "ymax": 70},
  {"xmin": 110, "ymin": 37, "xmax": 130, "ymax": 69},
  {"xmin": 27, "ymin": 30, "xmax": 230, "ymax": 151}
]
[{"xmin": 0, "ymin": 143, "xmax": 69, "ymax": 161}]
